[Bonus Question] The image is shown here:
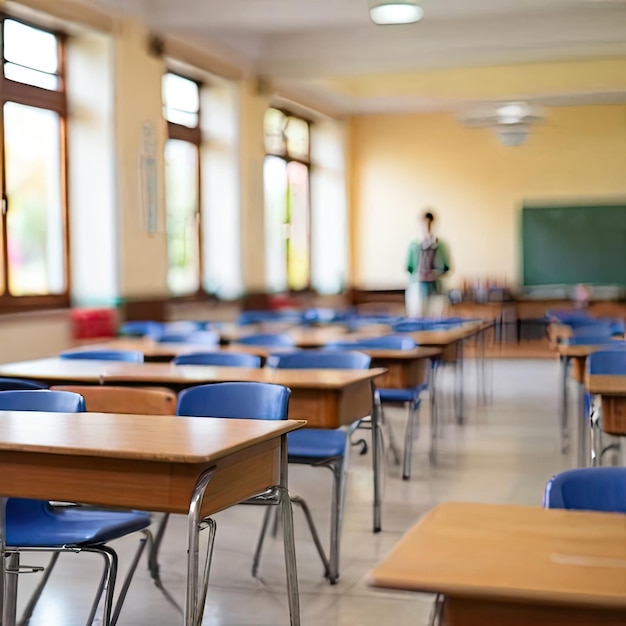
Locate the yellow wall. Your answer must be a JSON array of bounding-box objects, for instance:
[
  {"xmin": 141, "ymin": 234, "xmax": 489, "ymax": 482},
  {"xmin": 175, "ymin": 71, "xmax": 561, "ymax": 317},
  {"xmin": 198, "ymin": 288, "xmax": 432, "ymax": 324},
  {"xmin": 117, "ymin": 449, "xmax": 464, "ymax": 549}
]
[
  {"xmin": 114, "ymin": 19, "xmax": 169, "ymax": 297},
  {"xmin": 351, "ymin": 104, "xmax": 626, "ymax": 288}
]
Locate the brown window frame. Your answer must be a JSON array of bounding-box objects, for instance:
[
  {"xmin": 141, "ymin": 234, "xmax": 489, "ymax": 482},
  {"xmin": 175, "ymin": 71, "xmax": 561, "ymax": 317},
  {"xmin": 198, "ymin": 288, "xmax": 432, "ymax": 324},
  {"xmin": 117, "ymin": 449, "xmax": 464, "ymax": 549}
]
[
  {"xmin": 0, "ymin": 14, "xmax": 70, "ymax": 313},
  {"xmin": 264, "ymin": 107, "xmax": 312, "ymax": 293},
  {"xmin": 163, "ymin": 71, "xmax": 205, "ymax": 301}
]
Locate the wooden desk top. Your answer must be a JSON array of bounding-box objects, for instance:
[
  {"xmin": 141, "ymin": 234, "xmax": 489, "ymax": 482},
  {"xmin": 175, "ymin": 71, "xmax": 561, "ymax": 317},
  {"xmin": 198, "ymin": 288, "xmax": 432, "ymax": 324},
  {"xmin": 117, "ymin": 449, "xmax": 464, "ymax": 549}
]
[
  {"xmin": 221, "ymin": 325, "xmax": 349, "ymax": 347},
  {"xmin": 0, "ymin": 358, "xmax": 386, "ymax": 389},
  {"xmin": 369, "ymin": 502, "xmax": 626, "ymax": 609},
  {"xmin": 0, "ymin": 358, "xmax": 105, "ymax": 383},
  {"xmin": 0, "ymin": 411, "xmax": 304, "ymax": 463},
  {"xmin": 557, "ymin": 339, "xmax": 626, "ymax": 359},
  {"xmin": 101, "ymin": 363, "xmax": 386, "ymax": 389},
  {"xmin": 586, "ymin": 374, "xmax": 626, "ymax": 395}
]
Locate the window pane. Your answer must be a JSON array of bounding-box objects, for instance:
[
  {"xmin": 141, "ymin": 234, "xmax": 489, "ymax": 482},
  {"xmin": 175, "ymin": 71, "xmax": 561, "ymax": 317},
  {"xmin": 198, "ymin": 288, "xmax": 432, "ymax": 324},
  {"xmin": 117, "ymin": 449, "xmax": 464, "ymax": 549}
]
[
  {"xmin": 4, "ymin": 102, "xmax": 65, "ymax": 295},
  {"xmin": 286, "ymin": 117, "xmax": 310, "ymax": 161},
  {"xmin": 4, "ymin": 63, "xmax": 58, "ymax": 90},
  {"xmin": 4, "ymin": 20, "xmax": 58, "ymax": 74},
  {"xmin": 264, "ymin": 108, "xmax": 286, "ymax": 156},
  {"xmin": 286, "ymin": 161, "xmax": 310, "ymax": 290},
  {"xmin": 165, "ymin": 139, "xmax": 200, "ymax": 295},
  {"xmin": 163, "ymin": 73, "xmax": 200, "ymax": 127},
  {"xmin": 264, "ymin": 156, "xmax": 288, "ymax": 292}
]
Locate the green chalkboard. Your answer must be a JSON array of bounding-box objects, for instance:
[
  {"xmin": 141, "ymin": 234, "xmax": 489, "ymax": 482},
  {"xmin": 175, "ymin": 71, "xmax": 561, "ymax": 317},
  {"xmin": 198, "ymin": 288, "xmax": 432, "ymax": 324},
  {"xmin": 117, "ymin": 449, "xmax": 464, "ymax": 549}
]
[{"xmin": 522, "ymin": 203, "xmax": 626, "ymax": 286}]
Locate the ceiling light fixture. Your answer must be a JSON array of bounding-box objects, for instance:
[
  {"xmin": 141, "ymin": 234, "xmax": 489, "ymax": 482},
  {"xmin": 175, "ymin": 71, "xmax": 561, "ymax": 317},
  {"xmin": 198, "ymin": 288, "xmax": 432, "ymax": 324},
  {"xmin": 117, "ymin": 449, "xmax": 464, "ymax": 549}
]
[{"xmin": 368, "ymin": 0, "xmax": 424, "ymax": 25}]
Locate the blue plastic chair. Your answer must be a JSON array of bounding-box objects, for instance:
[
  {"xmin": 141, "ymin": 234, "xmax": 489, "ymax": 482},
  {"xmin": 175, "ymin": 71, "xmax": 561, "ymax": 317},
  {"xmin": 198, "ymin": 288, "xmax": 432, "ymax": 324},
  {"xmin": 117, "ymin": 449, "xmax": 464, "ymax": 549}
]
[
  {"xmin": 0, "ymin": 389, "xmax": 86, "ymax": 413},
  {"xmin": 0, "ymin": 378, "xmax": 47, "ymax": 391},
  {"xmin": 0, "ymin": 390, "xmax": 151, "ymax": 626},
  {"xmin": 235, "ymin": 333, "xmax": 296, "ymax": 348},
  {"xmin": 585, "ymin": 349, "xmax": 626, "ymax": 466},
  {"xmin": 60, "ymin": 350, "xmax": 144, "ymax": 363},
  {"xmin": 178, "ymin": 382, "xmax": 290, "ymax": 421},
  {"xmin": 265, "ymin": 350, "xmax": 373, "ymax": 584},
  {"xmin": 157, "ymin": 330, "xmax": 219, "ymax": 346},
  {"xmin": 177, "ymin": 383, "xmax": 306, "ymax": 590},
  {"xmin": 173, "ymin": 352, "xmax": 261, "ymax": 368},
  {"xmin": 328, "ymin": 335, "xmax": 428, "ymax": 478},
  {"xmin": 266, "ymin": 350, "xmax": 371, "ymax": 370},
  {"xmin": 543, "ymin": 467, "xmax": 626, "ymax": 513},
  {"xmin": 119, "ymin": 320, "xmax": 163, "ymax": 339}
]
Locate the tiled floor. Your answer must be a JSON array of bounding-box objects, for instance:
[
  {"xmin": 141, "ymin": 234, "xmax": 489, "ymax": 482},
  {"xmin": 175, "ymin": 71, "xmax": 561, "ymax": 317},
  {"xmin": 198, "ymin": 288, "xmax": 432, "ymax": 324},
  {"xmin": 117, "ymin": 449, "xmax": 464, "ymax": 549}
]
[{"xmin": 18, "ymin": 358, "xmax": 572, "ymax": 625}]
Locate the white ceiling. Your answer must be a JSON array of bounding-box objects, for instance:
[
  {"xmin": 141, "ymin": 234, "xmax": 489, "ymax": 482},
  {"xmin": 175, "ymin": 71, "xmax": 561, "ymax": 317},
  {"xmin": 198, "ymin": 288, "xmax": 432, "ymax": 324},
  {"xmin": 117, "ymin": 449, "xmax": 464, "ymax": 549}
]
[
  {"xmin": 89, "ymin": 0, "xmax": 626, "ymax": 112},
  {"xmin": 92, "ymin": 0, "xmax": 626, "ymax": 73}
]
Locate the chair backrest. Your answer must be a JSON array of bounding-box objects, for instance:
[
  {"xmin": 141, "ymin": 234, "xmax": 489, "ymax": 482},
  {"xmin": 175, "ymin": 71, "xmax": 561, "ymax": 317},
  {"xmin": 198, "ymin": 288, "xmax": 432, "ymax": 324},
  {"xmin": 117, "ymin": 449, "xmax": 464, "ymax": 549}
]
[
  {"xmin": 0, "ymin": 390, "xmax": 85, "ymax": 413},
  {"xmin": 119, "ymin": 321, "xmax": 163, "ymax": 338},
  {"xmin": 342, "ymin": 335, "xmax": 418, "ymax": 351},
  {"xmin": 543, "ymin": 468, "xmax": 626, "ymax": 513},
  {"xmin": 392, "ymin": 321, "xmax": 453, "ymax": 333},
  {"xmin": 587, "ymin": 349, "xmax": 626, "ymax": 375},
  {"xmin": 51, "ymin": 385, "xmax": 176, "ymax": 415},
  {"xmin": 60, "ymin": 350, "xmax": 144, "ymax": 363},
  {"xmin": 565, "ymin": 337, "xmax": 626, "ymax": 347},
  {"xmin": 163, "ymin": 321, "xmax": 205, "ymax": 334},
  {"xmin": 235, "ymin": 333, "xmax": 296, "ymax": 348},
  {"xmin": 158, "ymin": 330, "xmax": 219, "ymax": 345},
  {"xmin": 0, "ymin": 378, "xmax": 47, "ymax": 391},
  {"xmin": 173, "ymin": 352, "xmax": 261, "ymax": 368},
  {"xmin": 267, "ymin": 349, "xmax": 371, "ymax": 370},
  {"xmin": 569, "ymin": 322, "xmax": 616, "ymax": 340},
  {"xmin": 177, "ymin": 382, "xmax": 290, "ymax": 420}
]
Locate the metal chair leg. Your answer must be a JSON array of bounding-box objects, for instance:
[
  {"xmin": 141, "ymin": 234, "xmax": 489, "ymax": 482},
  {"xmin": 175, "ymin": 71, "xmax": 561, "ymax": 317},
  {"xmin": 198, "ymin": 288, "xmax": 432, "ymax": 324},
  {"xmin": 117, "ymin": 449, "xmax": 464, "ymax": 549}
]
[
  {"xmin": 403, "ymin": 402, "xmax": 419, "ymax": 481},
  {"xmin": 378, "ymin": 403, "xmax": 401, "ymax": 466},
  {"xmin": 147, "ymin": 514, "xmax": 182, "ymax": 614},
  {"xmin": 327, "ymin": 456, "xmax": 347, "ymax": 584},
  {"xmin": 291, "ymin": 498, "xmax": 330, "ymax": 579},
  {"xmin": 84, "ymin": 546, "xmax": 117, "ymax": 626},
  {"xmin": 110, "ymin": 531, "xmax": 151, "ymax": 626},
  {"xmin": 251, "ymin": 506, "xmax": 273, "ymax": 580},
  {"xmin": 18, "ymin": 553, "xmax": 60, "ymax": 625}
]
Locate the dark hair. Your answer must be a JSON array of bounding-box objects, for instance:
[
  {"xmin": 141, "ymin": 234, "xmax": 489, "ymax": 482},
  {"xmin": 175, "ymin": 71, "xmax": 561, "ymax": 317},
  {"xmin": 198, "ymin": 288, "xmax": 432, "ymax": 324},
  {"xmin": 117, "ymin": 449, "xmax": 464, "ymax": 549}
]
[{"xmin": 424, "ymin": 211, "xmax": 435, "ymax": 222}]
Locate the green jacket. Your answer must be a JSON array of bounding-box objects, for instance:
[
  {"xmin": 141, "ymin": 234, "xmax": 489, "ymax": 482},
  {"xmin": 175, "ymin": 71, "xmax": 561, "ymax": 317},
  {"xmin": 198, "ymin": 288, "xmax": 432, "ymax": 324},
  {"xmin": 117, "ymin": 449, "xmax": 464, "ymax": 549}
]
[{"xmin": 406, "ymin": 239, "xmax": 451, "ymax": 282}]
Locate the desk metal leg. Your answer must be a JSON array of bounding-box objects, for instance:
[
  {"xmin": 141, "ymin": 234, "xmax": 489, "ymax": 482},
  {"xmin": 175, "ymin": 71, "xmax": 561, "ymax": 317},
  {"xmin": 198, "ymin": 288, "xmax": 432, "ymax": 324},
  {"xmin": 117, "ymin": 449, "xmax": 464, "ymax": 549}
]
[
  {"xmin": 429, "ymin": 361, "xmax": 438, "ymax": 467},
  {"xmin": 371, "ymin": 385, "xmax": 382, "ymax": 533},
  {"xmin": 577, "ymin": 382, "xmax": 589, "ymax": 468},
  {"xmin": 185, "ymin": 468, "xmax": 215, "ymax": 626},
  {"xmin": 560, "ymin": 356, "xmax": 570, "ymax": 454},
  {"xmin": 279, "ymin": 434, "xmax": 301, "ymax": 626},
  {"xmin": 0, "ymin": 497, "xmax": 17, "ymax": 626},
  {"xmin": 455, "ymin": 341, "xmax": 465, "ymax": 425},
  {"xmin": 479, "ymin": 327, "xmax": 487, "ymax": 406}
]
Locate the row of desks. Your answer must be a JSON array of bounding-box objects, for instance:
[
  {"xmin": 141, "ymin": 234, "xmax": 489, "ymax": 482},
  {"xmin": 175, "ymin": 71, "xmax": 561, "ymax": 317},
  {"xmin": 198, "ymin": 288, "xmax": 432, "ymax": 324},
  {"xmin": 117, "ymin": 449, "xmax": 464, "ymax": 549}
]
[
  {"xmin": 0, "ymin": 319, "xmax": 491, "ymax": 625},
  {"xmin": 365, "ymin": 332, "xmax": 626, "ymax": 624}
]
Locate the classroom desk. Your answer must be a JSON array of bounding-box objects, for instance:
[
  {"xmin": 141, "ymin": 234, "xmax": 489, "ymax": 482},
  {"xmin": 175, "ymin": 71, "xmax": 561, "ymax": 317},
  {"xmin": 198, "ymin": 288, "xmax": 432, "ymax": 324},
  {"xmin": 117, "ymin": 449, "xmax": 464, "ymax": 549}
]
[
  {"xmin": 0, "ymin": 411, "xmax": 305, "ymax": 626},
  {"xmin": 586, "ymin": 373, "xmax": 626, "ymax": 465},
  {"xmin": 369, "ymin": 502, "xmax": 626, "ymax": 626},
  {"xmin": 384, "ymin": 322, "xmax": 486, "ymax": 425},
  {"xmin": 220, "ymin": 325, "xmax": 349, "ymax": 348},
  {"xmin": 557, "ymin": 341, "xmax": 626, "ymax": 464},
  {"xmin": 71, "ymin": 338, "xmax": 297, "ymax": 364},
  {"xmin": 0, "ymin": 359, "xmax": 388, "ymax": 532}
]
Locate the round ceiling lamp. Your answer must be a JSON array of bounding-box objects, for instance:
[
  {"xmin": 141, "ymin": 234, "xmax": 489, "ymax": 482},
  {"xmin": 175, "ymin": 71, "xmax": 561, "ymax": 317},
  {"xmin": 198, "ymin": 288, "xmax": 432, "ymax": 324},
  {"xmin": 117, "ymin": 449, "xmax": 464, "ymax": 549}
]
[
  {"xmin": 368, "ymin": 0, "xmax": 424, "ymax": 25},
  {"xmin": 496, "ymin": 126, "xmax": 529, "ymax": 148}
]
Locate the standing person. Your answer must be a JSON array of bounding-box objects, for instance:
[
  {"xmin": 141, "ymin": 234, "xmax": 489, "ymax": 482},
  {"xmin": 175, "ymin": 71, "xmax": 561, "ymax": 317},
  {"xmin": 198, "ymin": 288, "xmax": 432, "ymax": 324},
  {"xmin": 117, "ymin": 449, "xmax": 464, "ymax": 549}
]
[{"xmin": 406, "ymin": 211, "xmax": 452, "ymax": 318}]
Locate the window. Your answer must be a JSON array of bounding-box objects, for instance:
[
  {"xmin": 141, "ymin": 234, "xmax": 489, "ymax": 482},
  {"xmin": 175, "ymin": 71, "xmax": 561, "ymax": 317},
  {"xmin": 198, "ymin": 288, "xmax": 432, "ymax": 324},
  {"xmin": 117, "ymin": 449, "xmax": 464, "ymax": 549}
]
[
  {"xmin": 163, "ymin": 72, "xmax": 202, "ymax": 296},
  {"xmin": 0, "ymin": 18, "xmax": 68, "ymax": 308},
  {"xmin": 264, "ymin": 108, "xmax": 311, "ymax": 292}
]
